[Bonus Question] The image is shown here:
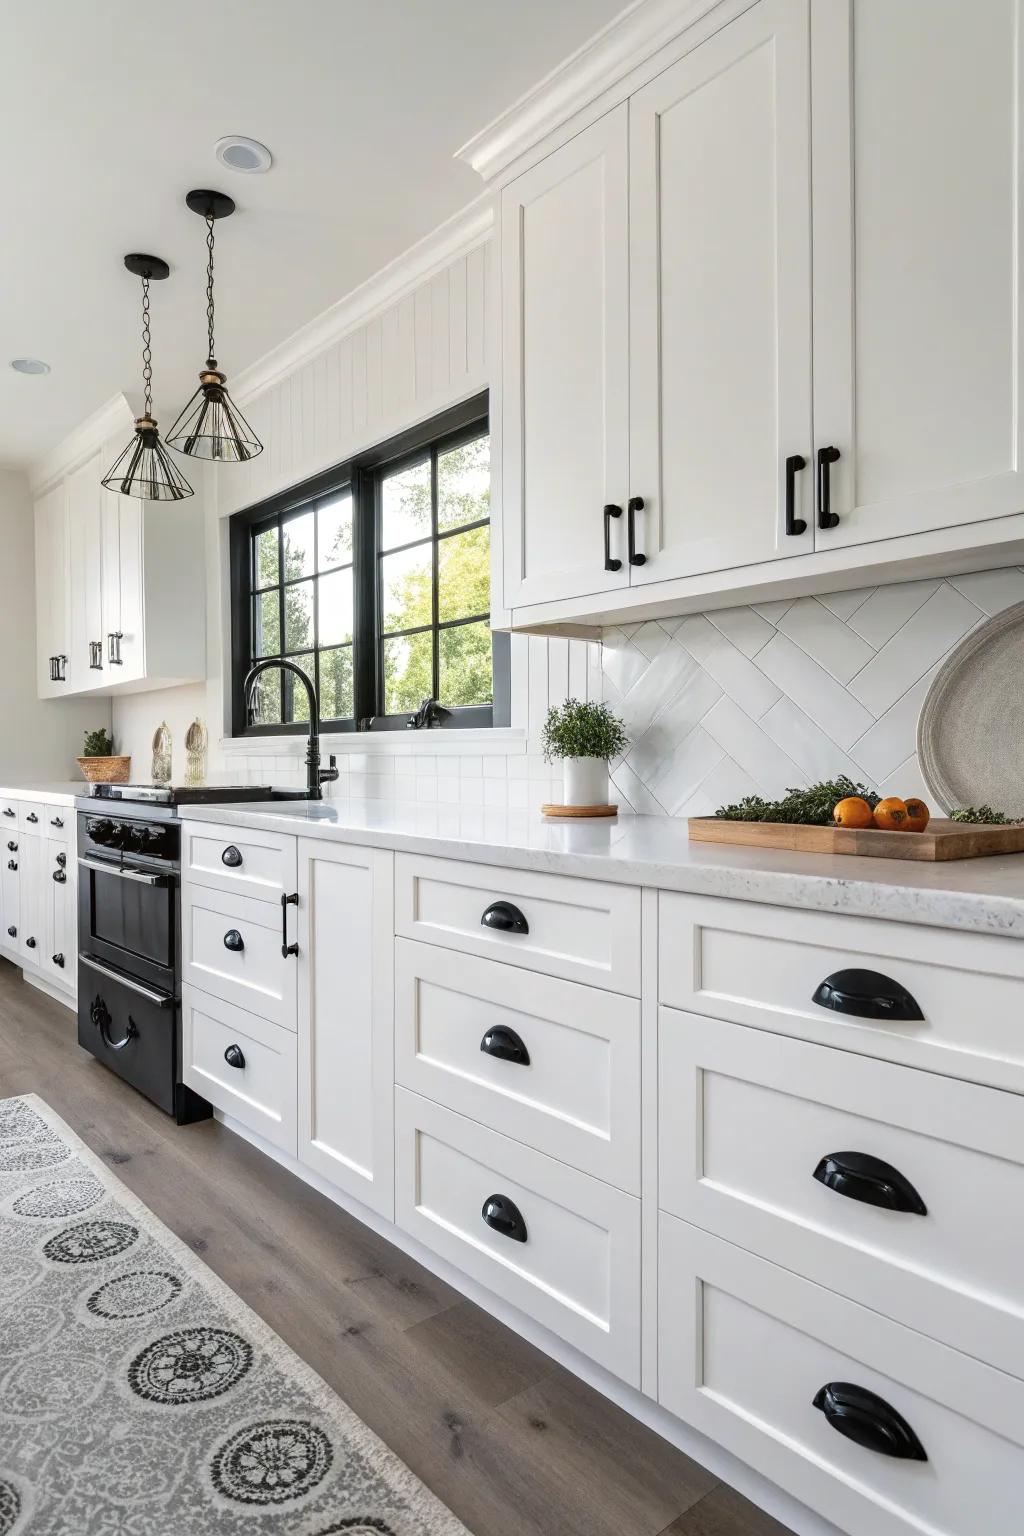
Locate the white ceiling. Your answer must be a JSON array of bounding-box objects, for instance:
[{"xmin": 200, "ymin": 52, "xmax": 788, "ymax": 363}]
[{"xmin": 0, "ymin": 0, "xmax": 625, "ymax": 468}]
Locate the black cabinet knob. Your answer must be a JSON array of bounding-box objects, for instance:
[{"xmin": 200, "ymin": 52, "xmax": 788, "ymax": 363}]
[
  {"xmin": 56, "ymin": 851, "xmax": 66, "ymax": 867},
  {"xmin": 222, "ymin": 845, "xmax": 243, "ymax": 868},
  {"xmin": 25, "ymin": 937, "xmax": 35, "ymax": 949},
  {"xmin": 7, "ymin": 860, "xmax": 17, "ymax": 872},
  {"xmin": 224, "ymin": 1044, "xmax": 246, "ymax": 1069},
  {"xmin": 6, "ymin": 841, "xmax": 16, "ymax": 852},
  {"xmin": 52, "ymin": 953, "xmax": 64, "ymax": 968},
  {"xmin": 813, "ymin": 1151, "xmax": 927, "ymax": 1215},
  {"xmin": 481, "ymin": 900, "xmax": 529, "ymax": 935},
  {"xmin": 812, "ymin": 968, "xmax": 923, "ymax": 1022},
  {"xmin": 813, "ymin": 1381, "xmax": 926, "ymax": 1461},
  {"xmin": 52, "ymin": 870, "xmax": 67, "ymax": 885},
  {"xmin": 223, "ymin": 929, "xmax": 245, "ymax": 953},
  {"xmin": 50, "ymin": 816, "xmax": 64, "ymax": 828},
  {"xmin": 26, "ymin": 812, "xmax": 37, "ymax": 824},
  {"xmin": 6, "ymin": 926, "xmax": 15, "ymax": 938},
  {"xmin": 481, "ymin": 1193, "xmax": 528, "ymax": 1244},
  {"xmin": 480, "ymin": 1026, "xmax": 531, "ymax": 1066}
]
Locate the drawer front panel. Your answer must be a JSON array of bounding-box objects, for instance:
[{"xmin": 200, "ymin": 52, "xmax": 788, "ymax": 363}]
[
  {"xmin": 182, "ymin": 986, "xmax": 296, "ymax": 1153},
  {"xmin": 396, "ymin": 853, "xmax": 641, "ymax": 995},
  {"xmin": 181, "ymin": 820, "xmax": 296, "ymax": 905},
  {"xmin": 660, "ymin": 1008, "xmax": 1024, "ymax": 1377},
  {"xmin": 43, "ymin": 803, "xmax": 71, "ymax": 838},
  {"xmin": 182, "ymin": 884, "xmax": 296, "ymax": 1029},
  {"xmin": 18, "ymin": 802, "xmax": 43, "ymax": 834},
  {"xmin": 395, "ymin": 940, "xmax": 640, "ymax": 1191},
  {"xmin": 0, "ymin": 798, "xmax": 19, "ymax": 826},
  {"xmin": 659, "ymin": 891, "xmax": 1024, "ymax": 1091},
  {"xmin": 395, "ymin": 1088, "xmax": 641, "ymax": 1384},
  {"xmin": 659, "ymin": 1219, "xmax": 1024, "ymax": 1536}
]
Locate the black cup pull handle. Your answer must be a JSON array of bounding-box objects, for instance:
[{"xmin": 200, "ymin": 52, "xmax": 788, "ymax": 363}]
[
  {"xmin": 224, "ymin": 1044, "xmax": 246, "ymax": 1069},
  {"xmin": 627, "ymin": 496, "xmax": 646, "ymax": 566},
  {"xmin": 480, "ymin": 1026, "xmax": 531, "ymax": 1066},
  {"xmin": 223, "ymin": 929, "xmax": 245, "ymax": 953},
  {"xmin": 813, "ymin": 1382, "xmax": 927, "ymax": 1461},
  {"xmin": 222, "ymin": 845, "xmax": 243, "ymax": 868},
  {"xmin": 813, "ymin": 1151, "xmax": 927, "ymax": 1215},
  {"xmin": 817, "ymin": 445, "xmax": 841, "ymax": 529},
  {"xmin": 812, "ymin": 968, "xmax": 923, "ymax": 1022},
  {"xmin": 281, "ymin": 891, "xmax": 299, "ymax": 958},
  {"xmin": 481, "ymin": 900, "xmax": 529, "ymax": 935},
  {"xmin": 785, "ymin": 454, "xmax": 807, "ymax": 536},
  {"xmin": 481, "ymin": 1193, "xmax": 528, "ymax": 1244},
  {"xmin": 603, "ymin": 504, "xmax": 622, "ymax": 572}
]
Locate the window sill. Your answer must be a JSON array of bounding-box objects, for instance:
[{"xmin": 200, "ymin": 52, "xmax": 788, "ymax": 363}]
[{"xmin": 219, "ymin": 727, "xmax": 527, "ymax": 758}]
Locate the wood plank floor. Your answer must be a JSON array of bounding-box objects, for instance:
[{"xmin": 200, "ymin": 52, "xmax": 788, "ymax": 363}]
[{"xmin": 0, "ymin": 961, "xmax": 794, "ymax": 1536}]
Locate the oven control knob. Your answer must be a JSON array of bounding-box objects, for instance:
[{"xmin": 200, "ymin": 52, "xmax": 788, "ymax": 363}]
[
  {"xmin": 140, "ymin": 827, "xmax": 167, "ymax": 856},
  {"xmin": 89, "ymin": 818, "xmax": 115, "ymax": 844}
]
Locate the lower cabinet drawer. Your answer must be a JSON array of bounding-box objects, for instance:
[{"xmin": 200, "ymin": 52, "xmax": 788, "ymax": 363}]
[
  {"xmin": 182, "ymin": 883, "xmax": 297, "ymax": 1029},
  {"xmin": 659, "ymin": 1009, "xmax": 1024, "ymax": 1379},
  {"xmin": 182, "ymin": 986, "xmax": 297, "ymax": 1154},
  {"xmin": 395, "ymin": 939, "xmax": 641, "ymax": 1192},
  {"xmin": 395, "ymin": 1088, "xmax": 641, "ymax": 1385},
  {"xmin": 659, "ymin": 1218, "xmax": 1024, "ymax": 1536}
]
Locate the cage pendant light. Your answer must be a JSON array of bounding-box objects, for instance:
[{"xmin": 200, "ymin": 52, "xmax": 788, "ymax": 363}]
[
  {"xmin": 101, "ymin": 256, "xmax": 194, "ymax": 502},
  {"xmin": 167, "ymin": 189, "xmax": 263, "ymax": 463}
]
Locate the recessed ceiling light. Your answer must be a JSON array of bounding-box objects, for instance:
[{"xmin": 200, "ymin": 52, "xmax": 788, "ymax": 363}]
[
  {"xmin": 215, "ymin": 135, "xmax": 273, "ymax": 174},
  {"xmin": 10, "ymin": 357, "xmax": 50, "ymax": 375}
]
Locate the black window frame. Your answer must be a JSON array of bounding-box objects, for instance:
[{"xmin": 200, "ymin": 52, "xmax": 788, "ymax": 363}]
[{"xmin": 230, "ymin": 392, "xmax": 508, "ymax": 737}]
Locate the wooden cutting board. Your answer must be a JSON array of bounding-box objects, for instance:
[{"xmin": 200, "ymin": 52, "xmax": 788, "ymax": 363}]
[{"xmin": 688, "ymin": 816, "xmax": 1024, "ymax": 861}]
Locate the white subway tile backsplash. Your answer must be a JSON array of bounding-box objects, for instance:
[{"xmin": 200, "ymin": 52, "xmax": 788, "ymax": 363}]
[
  {"xmin": 848, "ymin": 584, "xmax": 979, "ymax": 715},
  {"xmin": 845, "ymin": 579, "xmax": 940, "ymax": 649},
  {"xmin": 706, "ymin": 605, "xmax": 774, "ymax": 658},
  {"xmin": 816, "ymin": 587, "xmax": 875, "ymax": 622},
  {"xmin": 759, "ymin": 697, "xmax": 866, "ymax": 785},
  {"xmin": 483, "ymin": 779, "xmax": 508, "ymax": 807},
  {"xmin": 630, "ymin": 621, "xmax": 674, "ymax": 660},
  {"xmin": 459, "ymin": 756, "xmax": 483, "ymax": 777},
  {"xmin": 848, "ymin": 666, "xmax": 941, "ymax": 784},
  {"xmin": 948, "ymin": 566, "xmax": 1024, "ymax": 615},
  {"xmin": 777, "ymin": 597, "xmax": 875, "ymax": 683},
  {"xmin": 650, "ymin": 726, "xmax": 726, "ymax": 816},
  {"xmin": 436, "ymin": 776, "xmax": 461, "ymax": 804},
  {"xmin": 756, "ymin": 632, "xmax": 874, "ymax": 747},
  {"xmin": 701, "ymin": 696, "xmax": 809, "ymax": 798},
  {"xmin": 482, "ymin": 756, "xmax": 507, "ymax": 778},
  {"xmin": 675, "ymin": 616, "xmax": 782, "ymax": 719}
]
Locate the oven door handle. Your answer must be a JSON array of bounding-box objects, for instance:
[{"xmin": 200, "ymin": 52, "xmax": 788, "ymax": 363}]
[
  {"xmin": 78, "ymin": 954, "xmax": 174, "ymax": 1008},
  {"xmin": 78, "ymin": 857, "xmax": 169, "ymax": 887}
]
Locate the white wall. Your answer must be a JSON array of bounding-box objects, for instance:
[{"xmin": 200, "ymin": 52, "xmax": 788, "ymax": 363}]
[{"xmin": 0, "ymin": 467, "xmax": 111, "ymax": 781}]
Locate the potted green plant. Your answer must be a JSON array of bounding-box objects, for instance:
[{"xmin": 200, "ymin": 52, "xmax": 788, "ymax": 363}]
[
  {"xmin": 541, "ymin": 699, "xmax": 628, "ymax": 807},
  {"xmin": 76, "ymin": 728, "xmax": 131, "ymax": 785}
]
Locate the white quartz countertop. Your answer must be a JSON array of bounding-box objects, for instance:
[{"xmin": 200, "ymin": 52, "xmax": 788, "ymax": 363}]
[
  {"xmin": 0, "ymin": 782, "xmax": 85, "ymax": 806},
  {"xmin": 181, "ymin": 799, "xmax": 1024, "ymax": 940}
]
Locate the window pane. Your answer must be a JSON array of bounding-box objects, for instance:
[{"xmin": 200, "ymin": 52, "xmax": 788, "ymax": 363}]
[
  {"xmin": 380, "ymin": 544, "xmax": 432, "ymax": 634},
  {"xmin": 439, "ymin": 621, "xmax": 493, "ymax": 707},
  {"xmin": 317, "ymin": 568, "xmax": 353, "ymax": 646},
  {"xmin": 247, "ymin": 664, "xmax": 281, "ymax": 725},
  {"xmin": 318, "ymin": 492, "xmax": 353, "ymax": 570},
  {"xmin": 283, "ymin": 579, "xmax": 314, "ymax": 651},
  {"xmin": 438, "ymin": 523, "xmax": 490, "ymax": 623},
  {"xmin": 319, "ymin": 645, "xmax": 353, "ymax": 720},
  {"xmin": 438, "ymin": 435, "xmax": 490, "ymax": 531},
  {"xmin": 383, "ymin": 631, "xmax": 432, "ymax": 715},
  {"xmin": 282, "ymin": 510, "xmax": 314, "ymax": 579},
  {"xmin": 283, "ymin": 654, "xmax": 315, "ymax": 724},
  {"xmin": 381, "ymin": 457, "xmax": 431, "ymax": 550},
  {"xmin": 253, "ymin": 590, "xmax": 280, "ymax": 656},
  {"xmin": 253, "ymin": 526, "xmax": 279, "ymax": 589}
]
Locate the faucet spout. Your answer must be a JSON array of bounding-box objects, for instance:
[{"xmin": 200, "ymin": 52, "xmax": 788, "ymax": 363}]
[{"xmin": 243, "ymin": 658, "xmax": 339, "ymax": 800}]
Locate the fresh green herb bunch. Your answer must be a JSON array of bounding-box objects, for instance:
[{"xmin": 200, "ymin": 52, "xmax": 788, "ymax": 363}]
[
  {"xmin": 541, "ymin": 699, "xmax": 629, "ymax": 763},
  {"xmin": 714, "ymin": 776, "xmax": 881, "ymax": 825},
  {"xmin": 82, "ymin": 729, "xmax": 114, "ymax": 758},
  {"xmin": 950, "ymin": 805, "xmax": 1024, "ymax": 825}
]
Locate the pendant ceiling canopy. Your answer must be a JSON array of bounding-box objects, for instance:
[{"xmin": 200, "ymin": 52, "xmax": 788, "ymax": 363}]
[
  {"xmin": 167, "ymin": 189, "xmax": 263, "ymax": 464},
  {"xmin": 100, "ymin": 254, "xmax": 194, "ymax": 502}
]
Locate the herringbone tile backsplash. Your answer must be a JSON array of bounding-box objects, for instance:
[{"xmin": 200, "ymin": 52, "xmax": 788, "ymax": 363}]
[{"xmin": 601, "ymin": 567, "xmax": 1024, "ymax": 817}]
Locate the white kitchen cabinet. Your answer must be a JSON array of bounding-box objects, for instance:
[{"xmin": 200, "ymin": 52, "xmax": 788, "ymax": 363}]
[
  {"xmin": 629, "ymin": 0, "xmax": 814, "ymax": 580},
  {"xmin": 0, "ymin": 832, "xmax": 19, "ymax": 950},
  {"xmin": 33, "ymin": 480, "xmax": 70, "ymax": 698},
  {"xmin": 42, "ymin": 837, "xmax": 73, "ymax": 984},
  {"xmin": 500, "ymin": 105, "xmax": 630, "ymax": 607},
  {"xmin": 17, "ymin": 831, "xmax": 44, "ymax": 966},
  {"xmin": 297, "ymin": 838, "xmax": 394, "ymax": 1219},
  {"xmin": 67, "ymin": 452, "xmax": 105, "ymax": 686},
  {"xmin": 812, "ymin": 0, "xmax": 1024, "ymax": 550}
]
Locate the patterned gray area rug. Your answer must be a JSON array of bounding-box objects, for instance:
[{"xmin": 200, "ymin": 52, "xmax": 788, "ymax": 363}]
[{"xmin": 0, "ymin": 1094, "xmax": 472, "ymax": 1536}]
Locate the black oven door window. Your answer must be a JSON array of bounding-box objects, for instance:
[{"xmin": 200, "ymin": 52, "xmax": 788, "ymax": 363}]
[{"xmin": 78, "ymin": 862, "xmax": 176, "ymax": 992}]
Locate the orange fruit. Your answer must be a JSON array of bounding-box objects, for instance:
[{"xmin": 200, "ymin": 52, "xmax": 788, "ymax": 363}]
[
  {"xmin": 873, "ymin": 796, "xmax": 909, "ymax": 831},
  {"xmin": 833, "ymin": 796, "xmax": 874, "ymax": 829},
  {"xmin": 904, "ymin": 797, "xmax": 931, "ymax": 833}
]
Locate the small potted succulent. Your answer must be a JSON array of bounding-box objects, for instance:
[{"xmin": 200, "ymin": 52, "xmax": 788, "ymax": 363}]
[
  {"xmin": 77, "ymin": 728, "xmax": 131, "ymax": 785},
  {"xmin": 541, "ymin": 699, "xmax": 628, "ymax": 808}
]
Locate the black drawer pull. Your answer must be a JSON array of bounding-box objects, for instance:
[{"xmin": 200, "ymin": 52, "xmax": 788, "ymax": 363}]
[
  {"xmin": 481, "ymin": 1193, "xmax": 528, "ymax": 1244},
  {"xmin": 2, "ymin": 808, "xmax": 14, "ymax": 817},
  {"xmin": 223, "ymin": 929, "xmax": 245, "ymax": 953},
  {"xmin": 7, "ymin": 860, "xmax": 17, "ymax": 872},
  {"xmin": 6, "ymin": 841, "xmax": 16, "ymax": 852},
  {"xmin": 813, "ymin": 1381, "xmax": 926, "ymax": 1461},
  {"xmin": 25, "ymin": 937, "xmax": 36, "ymax": 949},
  {"xmin": 52, "ymin": 953, "xmax": 64, "ymax": 968},
  {"xmin": 222, "ymin": 845, "xmax": 243, "ymax": 868},
  {"xmin": 26, "ymin": 812, "xmax": 38, "ymax": 824},
  {"xmin": 812, "ymin": 968, "xmax": 923, "ymax": 1022},
  {"xmin": 481, "ymin": 900, "xmax": 529, "ymax": 935},
  {"xmin": 603, "ymin": 503, "xmax": 622, "ymax": 572},
  {"xmin": 813, "ymin": 1151, "xmax": 927, "ymax": 1215},
  {"xmin": 52, "ymin": 870, "xmax": 67, "ymax": 885},
  {"xmin": 90, "ymin": 997, "xmax": 138, "ymax": 1053},
  {"xmin": 6, "ymin": 926, "xmax": 15, "ymax": 938},
  {"xmin": 627, "ymin": 496, "xmax": 646, "ymax": 566},
  {"xmin": 51, "ymin": 816, "xmax": 64, "ymax": 828},
  {"xmin": 224, "ymin": 1044, "xmax": 246, "ymax": 1069},
  {"xmin": 785, "ymin": 453, "xmax": 807, "ymax": 536},
  {"xmin": 480, "ymin": 1026, "xmax": 531, "ymax": 1066},
  {"xmin": 281, "ymin": 891, "xmax": 299, "ymax": 958},
  {"xmin": 817, "ymin": 444, "xmax": 841, "ymax": 529}
]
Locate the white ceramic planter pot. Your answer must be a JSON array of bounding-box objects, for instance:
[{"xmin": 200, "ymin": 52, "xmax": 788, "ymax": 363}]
[{"xmin": 562, "ymin": 756, "xmax": 609, "ymax": 806}]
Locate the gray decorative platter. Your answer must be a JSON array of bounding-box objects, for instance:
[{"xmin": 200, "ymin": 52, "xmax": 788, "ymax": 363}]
[{"xmin": 918, "ymin": 599, "xmax": 1024, "ymax": 816}]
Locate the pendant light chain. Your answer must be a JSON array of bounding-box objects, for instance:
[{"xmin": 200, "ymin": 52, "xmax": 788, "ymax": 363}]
[
  {"xmin": 205, "ymin": 213, "xmax": 217, "ymax": 366},
  {"xmin": 141, "ymin": 275, "xmax": 153, "ymax": 418}
]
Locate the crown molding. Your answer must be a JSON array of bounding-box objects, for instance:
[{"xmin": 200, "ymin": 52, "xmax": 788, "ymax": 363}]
[
  {"xmin": 29, "ymin": 392, "xmax": 134, "ymax": 496},
  {"xmin": 231, "ymin": 194, "xmax": 495, "ymax": 407},
  {"xmin": 455, "ymin": 0, "xmax": 723, "ymax": 182}
]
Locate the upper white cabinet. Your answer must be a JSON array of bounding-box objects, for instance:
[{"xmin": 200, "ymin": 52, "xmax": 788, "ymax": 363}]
[
  {"xmin": 487, "ymin": 0, "xmax": 1024, "ymax": 625},
  {"xmin": 33, "ymin": 406, "xmax": 206, "ymax": 698}
]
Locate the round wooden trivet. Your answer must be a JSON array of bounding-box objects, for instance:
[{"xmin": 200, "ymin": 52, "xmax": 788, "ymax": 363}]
[{"xmin": 540, "ymin": 803, "xmax": 619, "ymax": 818}]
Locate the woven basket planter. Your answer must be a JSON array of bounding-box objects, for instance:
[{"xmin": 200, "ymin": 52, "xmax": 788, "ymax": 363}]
[{"xmin": 76, "ymin": 755, "xmax": 132, "ymax": 784}]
